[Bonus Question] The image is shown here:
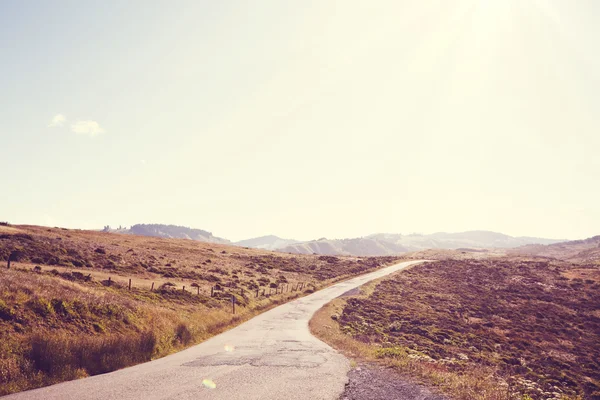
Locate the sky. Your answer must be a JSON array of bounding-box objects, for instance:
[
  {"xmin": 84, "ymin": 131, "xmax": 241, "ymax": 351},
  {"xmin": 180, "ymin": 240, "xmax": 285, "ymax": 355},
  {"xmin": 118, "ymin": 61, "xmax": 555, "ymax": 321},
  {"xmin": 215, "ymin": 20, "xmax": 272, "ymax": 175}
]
[{"xmin": 1, "ymin": 0, "xmax": 599, "ymax": 242}]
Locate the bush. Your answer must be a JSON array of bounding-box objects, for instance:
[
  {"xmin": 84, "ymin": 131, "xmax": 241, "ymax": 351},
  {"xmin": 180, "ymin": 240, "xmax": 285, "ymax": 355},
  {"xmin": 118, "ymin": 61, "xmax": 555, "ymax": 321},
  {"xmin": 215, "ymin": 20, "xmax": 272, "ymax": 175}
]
[
  {"xmin": 160, "ymin": 282, "xmax": 176, "ymax": 290},
  {"xmin": 0, "ymin": 300, "xmax": 15, "ymax": 321},
  {"xmin": 174, "ymin": 324, "xmax": 193, "ymax": 346},
  {"xmin": 375, "ymin": 346, "xmax": 408, "ymax": 359},
  {"xmin": 27, "ymin": 298, "xmax": 54, "ymax": 317}
]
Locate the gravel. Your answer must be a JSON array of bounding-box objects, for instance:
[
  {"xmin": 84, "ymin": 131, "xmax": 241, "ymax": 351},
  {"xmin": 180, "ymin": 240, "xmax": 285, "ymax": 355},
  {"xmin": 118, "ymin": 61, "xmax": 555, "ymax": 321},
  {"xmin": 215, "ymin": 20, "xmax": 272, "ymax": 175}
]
[{"xmin": 341, "ymin": 363, "xmax": 447, "ymax": 400}]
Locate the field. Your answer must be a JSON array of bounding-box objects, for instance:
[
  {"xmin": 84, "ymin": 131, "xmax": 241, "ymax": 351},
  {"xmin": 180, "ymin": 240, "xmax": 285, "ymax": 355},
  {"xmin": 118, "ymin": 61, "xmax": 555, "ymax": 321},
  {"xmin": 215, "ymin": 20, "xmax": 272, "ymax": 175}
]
[
  {"xmin": 311, "ymin": 258, "xmax": 600, "ymax": 400},
  {"xmin": 0, "ymin": 224, "xmax": 399, "ymax": 395}
]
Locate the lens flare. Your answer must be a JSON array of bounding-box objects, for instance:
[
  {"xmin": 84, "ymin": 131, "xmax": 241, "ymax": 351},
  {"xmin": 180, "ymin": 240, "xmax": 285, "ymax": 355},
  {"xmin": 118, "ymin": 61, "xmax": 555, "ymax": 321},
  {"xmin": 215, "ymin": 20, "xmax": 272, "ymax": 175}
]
[
  {"xmin": 202, "ymin": 379, "xmax": 216, "ymax": 389},
  {"xmin": 224, "ymin": 344, "xmax": 235, "ymax": 352}
]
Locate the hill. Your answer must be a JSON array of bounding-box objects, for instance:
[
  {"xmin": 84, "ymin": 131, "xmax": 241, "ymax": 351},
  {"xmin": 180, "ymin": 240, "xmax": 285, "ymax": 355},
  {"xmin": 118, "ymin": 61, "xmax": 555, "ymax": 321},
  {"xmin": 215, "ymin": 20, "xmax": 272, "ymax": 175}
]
[
  {"xmin": 278, "ymin": 231, "xmax": 563, "ymax": 256},
  {"xmin": 510, "ymin": 235, "xmax": 600, "ymax": 263},
  {"xmin": 111, "ymin": 224, "xmax": 230, "ymax": 244},
  {"xmin": 233, "ymin": 235, "xmax": 299, "ymax": 251},
  {"xmin": 311, "ymin": 258, "xmax": 600, "ymax": 399},
  {"xmin": 0, "ymin": 224, "xmax": 399, "ymax": 395},
  {"xmin": 279, "ymin": 237, "xmax": 410, "ymax": 256}
]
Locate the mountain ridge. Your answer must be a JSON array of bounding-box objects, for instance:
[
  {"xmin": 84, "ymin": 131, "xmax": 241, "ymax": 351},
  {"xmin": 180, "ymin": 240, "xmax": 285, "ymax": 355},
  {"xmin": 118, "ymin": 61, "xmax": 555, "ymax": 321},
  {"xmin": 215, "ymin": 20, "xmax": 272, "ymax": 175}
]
[
  {"xmin": 277, "ymin": 230, "xmax": 565, "ymax": 256},
  {"xmin": 510, "ymin": 235, "xmax": 600, "ymax": 262},
  {"xmin": 233, "ymin": 235, "xmax": 300, "ymax": 251},
  {"xmin": 99, "ymin": 224, "xmax": 568, "ymax": 257}
]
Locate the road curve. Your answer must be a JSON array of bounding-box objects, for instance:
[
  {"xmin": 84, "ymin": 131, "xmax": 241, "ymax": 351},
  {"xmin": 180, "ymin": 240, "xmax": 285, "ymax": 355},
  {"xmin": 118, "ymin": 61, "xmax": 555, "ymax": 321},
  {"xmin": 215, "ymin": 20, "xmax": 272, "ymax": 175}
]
[{"xmin": 4, "ymin": 260, "xmax": 424, "ymax": 400}]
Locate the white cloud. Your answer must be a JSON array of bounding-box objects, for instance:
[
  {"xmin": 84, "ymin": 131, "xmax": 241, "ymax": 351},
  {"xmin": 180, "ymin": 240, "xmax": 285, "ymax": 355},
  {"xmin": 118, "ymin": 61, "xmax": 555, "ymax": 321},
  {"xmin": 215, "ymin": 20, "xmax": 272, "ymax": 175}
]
[
  {"xmin": 140, "ymin": 159, "xmax": 147, "ymax": 165},
  {"xmin": 71, "ymin": 120, "xmax": 105, "ymax": 137},
  {"xmin": 48, "ymin": 114, "xmax": 66, "ymax": 127}
]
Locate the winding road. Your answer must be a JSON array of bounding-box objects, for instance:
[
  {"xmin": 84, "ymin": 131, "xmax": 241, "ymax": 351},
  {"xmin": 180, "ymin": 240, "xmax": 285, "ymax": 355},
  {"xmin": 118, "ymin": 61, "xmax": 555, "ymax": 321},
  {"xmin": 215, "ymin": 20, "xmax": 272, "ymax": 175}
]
[{"xmin": 4, "ymin": 260, "xmax": 424, "ymax": 400}]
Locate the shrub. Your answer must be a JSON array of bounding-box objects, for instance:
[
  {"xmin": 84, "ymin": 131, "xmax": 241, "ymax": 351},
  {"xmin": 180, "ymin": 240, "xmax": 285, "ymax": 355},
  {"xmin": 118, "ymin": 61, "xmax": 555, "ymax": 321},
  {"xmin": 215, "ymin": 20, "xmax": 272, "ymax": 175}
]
[
  {"xmin": 375, "ymin": 346, "xmax": 408, "ymax": 359},
  {"xmin": 160, "ymin": 282, "xmax": 176, "ymax": 290},
  {"xmin": 51, "ymin": 299, "xmax": 74, "ymax": 316},
  {"xmin": 174, "ymin": 323, "xmax": 193, "ymax": 346},
  {"xmin": 0, "ymin": 300, "xmax": 15, "ymax": 321},
  {"xmin": 257, "ymin": 277, "xmax": 270, "ymax": 286},
  {"xmin": 27, "ymin": 298, "xmax": 54, "ymax": 317},
  {"xmin": 203, "ymin": 274, "xmax": 221, "ymax": 283}
]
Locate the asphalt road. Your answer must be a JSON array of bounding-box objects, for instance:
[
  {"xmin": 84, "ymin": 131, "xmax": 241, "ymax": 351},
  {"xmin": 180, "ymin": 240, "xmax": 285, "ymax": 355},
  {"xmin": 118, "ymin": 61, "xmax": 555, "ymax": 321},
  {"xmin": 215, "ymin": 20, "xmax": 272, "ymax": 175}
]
[{"xmin": 4, "ymin": 260, "xmax": 424, "ymax": 400}]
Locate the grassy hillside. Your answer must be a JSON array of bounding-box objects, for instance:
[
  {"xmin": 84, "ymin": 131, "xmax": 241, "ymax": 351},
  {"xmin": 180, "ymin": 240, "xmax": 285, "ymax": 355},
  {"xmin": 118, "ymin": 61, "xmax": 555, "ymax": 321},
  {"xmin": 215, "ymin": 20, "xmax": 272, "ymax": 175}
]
[
  {"xmin": 311, "ymin": 258, "xmax": 600, "ymax": 400},
  {"xmin": 510, "ymin": 236, "xmax": 600, "ymax": 263},
  {"xmin": 0, "ymin": 224, "xmax": 399, "ymax": 395}
]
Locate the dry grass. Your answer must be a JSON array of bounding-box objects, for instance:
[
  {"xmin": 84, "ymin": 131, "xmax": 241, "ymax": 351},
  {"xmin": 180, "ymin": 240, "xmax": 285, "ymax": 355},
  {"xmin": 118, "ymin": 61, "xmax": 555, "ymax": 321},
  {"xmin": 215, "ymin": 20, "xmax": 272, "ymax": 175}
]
[
  {"xmin": 310, "ymin": 296, "xmax": 511, "ymax": 400},
  {"xmin": 310, "ymin": 259, "xmax": 597, "ymax": 400},
  {"xmin": 0, "ymin": 224, "xmax": 402, "ymax": 395}
]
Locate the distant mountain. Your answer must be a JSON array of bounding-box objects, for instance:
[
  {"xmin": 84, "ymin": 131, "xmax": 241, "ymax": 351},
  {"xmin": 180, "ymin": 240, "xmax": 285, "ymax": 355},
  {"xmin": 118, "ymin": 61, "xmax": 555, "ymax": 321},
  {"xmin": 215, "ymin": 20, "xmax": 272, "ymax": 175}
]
[
  {"xmin": 510, "ymin": 235, "xmax": 600, "ymax": 262},
  {"xmin": 102, "ymin": 224, "xmax": 566, "ymax": 257},
  {"xmin": 400, "ymin": 231, "xmax": 563, "ymax": 250},
  {"xmin": 112, "ymin": 224, "xmax": 230, "ymax": 244},
  {"xmin": 278, "ymin": 231, "xmax": 564, "ymax": 256},
  {"xmin": 278, "ymin": 237, "xmax": 409, "ymax": 256},
  {"xmin": 233, "ymin": 235, "xmax": 299, "ymax": 251}
]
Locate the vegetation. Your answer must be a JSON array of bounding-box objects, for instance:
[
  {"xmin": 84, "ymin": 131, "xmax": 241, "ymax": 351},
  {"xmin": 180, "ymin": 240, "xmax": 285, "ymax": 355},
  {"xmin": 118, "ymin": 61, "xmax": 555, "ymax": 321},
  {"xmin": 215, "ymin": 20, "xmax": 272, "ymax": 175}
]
[
  {"xmin": 311, "ymin": 259, "xmax": 599, "ymax": 400},
  {"xmin": 0, "ymin": 224, "xmax": 400, "ymax": 395}
]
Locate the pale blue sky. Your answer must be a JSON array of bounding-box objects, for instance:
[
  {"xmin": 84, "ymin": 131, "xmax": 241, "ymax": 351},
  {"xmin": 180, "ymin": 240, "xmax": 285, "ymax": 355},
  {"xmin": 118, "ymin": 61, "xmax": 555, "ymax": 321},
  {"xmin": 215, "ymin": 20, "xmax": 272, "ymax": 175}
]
[{"xmin": 1, "ymin": 0, "xmax": 599, "ymax": 241}]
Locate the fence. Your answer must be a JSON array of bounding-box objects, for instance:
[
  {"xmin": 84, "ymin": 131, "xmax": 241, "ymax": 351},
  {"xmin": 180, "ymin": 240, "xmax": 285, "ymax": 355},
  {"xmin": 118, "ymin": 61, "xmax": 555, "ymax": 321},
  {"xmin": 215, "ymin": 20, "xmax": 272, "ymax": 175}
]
[{"xmin": 8, "ymin": 262, "xmax": 314, "ymax": 314}]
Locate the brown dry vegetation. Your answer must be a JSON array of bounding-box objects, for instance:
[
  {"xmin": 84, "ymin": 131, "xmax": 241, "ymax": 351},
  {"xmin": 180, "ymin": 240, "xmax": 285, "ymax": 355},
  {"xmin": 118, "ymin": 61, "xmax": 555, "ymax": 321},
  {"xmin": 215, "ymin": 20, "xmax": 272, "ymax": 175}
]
[
  {"xmin": 311, "ymin": 259, "xmax": 600, "ymax": 400},
  {"xmin": 509, "ymin": 236, "xmax": 600, "ymax": 264},
  {"xmin": 0, "ymin": 224, "xmax": 400, "ymax": 395}
]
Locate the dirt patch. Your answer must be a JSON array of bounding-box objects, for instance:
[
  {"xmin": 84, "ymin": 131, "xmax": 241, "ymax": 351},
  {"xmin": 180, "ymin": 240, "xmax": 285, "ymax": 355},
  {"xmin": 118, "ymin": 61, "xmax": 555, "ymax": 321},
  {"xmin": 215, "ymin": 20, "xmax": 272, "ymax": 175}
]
[
  {"xmin": 339, "ymin": 287, "xmax": 360, "ymax": 297},
  {"xmin": 342, "ymin": 363, "xmax": 446, "ymax": 400}
]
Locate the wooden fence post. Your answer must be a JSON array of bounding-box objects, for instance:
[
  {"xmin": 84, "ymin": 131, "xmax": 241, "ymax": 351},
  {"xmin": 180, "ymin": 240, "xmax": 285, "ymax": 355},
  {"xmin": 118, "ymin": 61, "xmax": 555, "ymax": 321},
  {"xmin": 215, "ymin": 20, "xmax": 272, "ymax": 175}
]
[
  {"xmin": 182, "ymin": 285, "xmax": 185, "ymax": 292},
  {"xmin": 231, "ymin": 295, "xmax": 236, "ymax": 314},
  {"xmin": 7, "ymin": 251, "xmax": 18, "ymax": 269},
  {"xmin": 197, "ymin": 286, "xmax": 200, "ymax": 295},
  {"xmin": 211, "ymin": 286, "xmax": 214, "ymax": 297},
  {"xmin": 151, "ymin": 282, "xmax": 154, "ymax": 291},
  {"xmin": 128, "ymin": 279, "xmax": 132, "ymax": 290},
  {"xmin": 108, "ymin": 276, "xmax": 112, "ymax": 286},
  {"xmin": 255, "ymin": 288, "xmax": 259, "ymax": 297}
]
